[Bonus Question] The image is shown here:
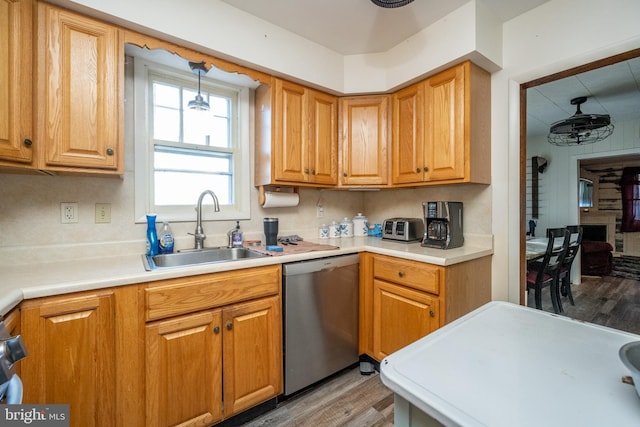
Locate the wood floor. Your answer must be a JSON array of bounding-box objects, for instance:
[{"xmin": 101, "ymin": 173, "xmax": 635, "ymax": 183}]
[
  {"xmin": 242, "ymin": 366, "xmax": 393, "ymax": 427},
  {"xmin": 242, "ymin": 274, "xmax": 640, "ymax": 427},
  {"xmin": 526, "ymin": 275, "xmax": 640, "ymax": 335}
]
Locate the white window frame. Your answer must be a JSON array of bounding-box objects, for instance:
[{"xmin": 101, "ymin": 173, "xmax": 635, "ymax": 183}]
[{"xmin": 133, "ymin": 57, "xmax": 252, "ymax": 223}]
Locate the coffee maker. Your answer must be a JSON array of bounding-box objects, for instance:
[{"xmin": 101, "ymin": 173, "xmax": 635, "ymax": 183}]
[{"xmin": 421, "ymin": 201, "xmax": 464, "ymax": 249}]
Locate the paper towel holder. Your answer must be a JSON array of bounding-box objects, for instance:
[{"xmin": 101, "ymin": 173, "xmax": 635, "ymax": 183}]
[{"xmin": 258, "ymin": 185, "xmax": 299, "ymax": 206}]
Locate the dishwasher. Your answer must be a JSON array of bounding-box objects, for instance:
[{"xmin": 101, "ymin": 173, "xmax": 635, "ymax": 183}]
[{"xmin": 282, "ymin": 254, "xmax": 359, "ymax": 396}]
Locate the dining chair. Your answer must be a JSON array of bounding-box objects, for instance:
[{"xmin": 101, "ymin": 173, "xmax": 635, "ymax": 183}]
[
  {"xmin": 527, "ymin": 228, "xmax": 570, "ymax": 313},
  {"xmin": 558, "ymin": 225, "xmax": 584, "ymax": 307}
]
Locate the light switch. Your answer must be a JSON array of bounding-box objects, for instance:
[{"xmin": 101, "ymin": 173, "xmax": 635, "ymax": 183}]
[{"xmin": 95, "ymin": 203, "xmax": 111, "ymax": 223}]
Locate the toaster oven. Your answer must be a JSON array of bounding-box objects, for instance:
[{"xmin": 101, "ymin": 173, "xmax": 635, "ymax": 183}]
[{"xmin": 382, "ymin": 218, "xmax": 424, "ymax": 242}]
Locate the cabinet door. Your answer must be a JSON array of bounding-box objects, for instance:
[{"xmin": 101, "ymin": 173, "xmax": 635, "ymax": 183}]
[
  {"xmin": 274, "ymin": 79, "xmax": 307, "ymax": 182},
  {"xmin": 20, "ymin": 292, "xmax": 116, "ymax": 427},
  {"xmin": 38, "ymin": 4, "xmax": 122, "ymax": 171},
  {"xmin": 372, "ymin": 280, "xmax": 439, "ymax": 361},
  {"xmin": 223, "ymin": 296, "xmax": 282, "ymax": 416},
  {"xmin": 340, "ymin": 95, "xmax": 389, "ymax": 185},
  {"xmin": 424, "ymin": 64, "xmax": 465, "ymax": 182},
  {"xmin": 146, "ymin": 310, "xmax": 223, "ymax": 427},
  {"xmin": 308, "ymin": 89, "xmax": 338, "ymax": 185},
  {"xmin": 0, "ymin": 0, "xmax": 33, "ymax": 164},
  {"xmin": 392, "ymin": 82, "xmax": 424, "ymax": 184}
]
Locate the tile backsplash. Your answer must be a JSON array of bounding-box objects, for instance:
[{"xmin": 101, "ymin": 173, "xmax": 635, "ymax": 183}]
[{"xmin": 0, "ymin": 167, "xmax": 491, "ymax": 264}]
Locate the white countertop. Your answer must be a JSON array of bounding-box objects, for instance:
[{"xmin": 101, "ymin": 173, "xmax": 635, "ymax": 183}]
[
  {"xmin": 380, "ymin": 301, "xmax": 640, "ymax": 427},
  {"xmin": 0, "ymin": 236, "xmax": 492, "ymax": 316}
]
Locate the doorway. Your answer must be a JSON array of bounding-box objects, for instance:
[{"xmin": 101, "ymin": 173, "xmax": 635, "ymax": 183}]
[{"xmin": 520, "ymin": 48, "xmax": 640, "ymax": 305}]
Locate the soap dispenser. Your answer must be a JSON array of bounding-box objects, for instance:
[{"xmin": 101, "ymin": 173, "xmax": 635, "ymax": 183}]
[{"xmin": 231, "ymin": 221, "xmax": 243, "ymax": 248}]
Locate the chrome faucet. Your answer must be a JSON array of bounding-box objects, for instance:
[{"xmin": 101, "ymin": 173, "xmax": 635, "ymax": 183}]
[{"xmin": 193, "ymin": 190, "xmax": 220, "ymax": 250}]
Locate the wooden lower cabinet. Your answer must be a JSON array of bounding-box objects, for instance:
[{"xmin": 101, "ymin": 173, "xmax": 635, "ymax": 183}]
[
  {"xmin": 143, "ymin": 266, "xmax": 282, "ymax": 427},
  {"xmin": 222, "ymin": 296, "xmax": 282, "ymax": 416},
  {"xmin": 145, "ymin": 296, "xmax": 282, "ymax": 427},
  {"xmin": 372, "ymin": 279, "xmax": 439, "ymax": 360},
  {"xmin": 146, "ymin": 310, "xmax": 223, "ymax": 427},
  {"xmin": 360, "ymin": 252, "xmax": 491, "ymax": 361},
  {"xmin": 20, "ymin": 290, "xmax": 117, "ymax": 427}
]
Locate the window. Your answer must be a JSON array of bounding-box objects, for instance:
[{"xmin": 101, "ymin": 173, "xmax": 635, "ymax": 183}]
[
  {"xmin": 621, "ymin": 167, "xmax": 640, "ymax": 232},
  {"xmin": 133, "ymin": 56, "xmax": 252, "ymax": 222},
  {"xmin": 579, "ymin": 178, "xmax": 593, "ymax": 208}
]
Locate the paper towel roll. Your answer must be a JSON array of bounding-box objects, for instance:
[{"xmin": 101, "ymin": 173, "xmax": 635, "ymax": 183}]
[{"xmin": 261, "ymin": 191, "xmax": 299, "ymax": 208}]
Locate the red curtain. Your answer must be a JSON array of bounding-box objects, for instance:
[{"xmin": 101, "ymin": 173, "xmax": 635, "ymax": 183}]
[{"xmin": 621, "ymin": 167, "xmax": 640, "ymax": 232}]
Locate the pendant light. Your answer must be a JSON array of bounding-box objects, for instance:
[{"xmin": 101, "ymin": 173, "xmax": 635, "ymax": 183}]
[
  {"xmin": 187, "ymin": 61, "xmax": 210, "ymax": 111},
  {"xmin": 548, "ymin": 96, "xmax": 614, "ymax": 146}
]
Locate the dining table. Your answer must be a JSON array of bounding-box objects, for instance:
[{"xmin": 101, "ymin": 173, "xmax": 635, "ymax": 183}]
[{"xmin": 525, "ymin": 237, "xmax": 550, "ymax": 261}]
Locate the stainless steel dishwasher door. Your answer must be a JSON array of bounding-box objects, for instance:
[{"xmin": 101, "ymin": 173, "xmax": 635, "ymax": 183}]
[{"xmin": 283, "ymin": 254, "xmax": 360, "ymax": 396}]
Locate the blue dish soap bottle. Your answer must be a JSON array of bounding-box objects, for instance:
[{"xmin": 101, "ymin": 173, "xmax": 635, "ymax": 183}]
[
  {"xmin": 146, "ymin": 214, "xmax": 159, "ymax": 256},
  {"xmin": 159, "ymin": 221, "xmax": 174, "ymax": 254}
]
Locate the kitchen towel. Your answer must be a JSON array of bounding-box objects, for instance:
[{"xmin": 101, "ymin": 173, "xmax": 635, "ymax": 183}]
[{"xmin": 261, "ymin": 191, "xmax": 299, "ymax": 208}]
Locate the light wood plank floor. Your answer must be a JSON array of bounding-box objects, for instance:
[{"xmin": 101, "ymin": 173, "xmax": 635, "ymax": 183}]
[{"xmin": 242, "ymin": 367, "xmax": 393, "ymax": 427}]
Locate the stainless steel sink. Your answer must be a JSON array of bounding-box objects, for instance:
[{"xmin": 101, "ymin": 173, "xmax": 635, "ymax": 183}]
[{"xmin": 142, "ymin": 247, "xmax": 268, "ymax": 270}]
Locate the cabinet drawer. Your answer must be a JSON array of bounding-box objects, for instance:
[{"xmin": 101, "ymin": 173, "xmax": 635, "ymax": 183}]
[
  {"xmin": 373, "ymin": 255, "xmax": 440, "ymax": 295},
  {"xmin": 145, "ymin": 265, "xmax": 281, "ymax": 321}
]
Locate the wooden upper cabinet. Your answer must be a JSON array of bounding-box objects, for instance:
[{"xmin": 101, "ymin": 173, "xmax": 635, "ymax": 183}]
[
  {"xmin": 274, "ymin": 79, "xmax": 306, "ymax": 182},
  {"xmin": 256, "ymin": 78, "xmax": 338, "ymax": 187},
  {"xmin": 36, "ymin": 3, "xmax": 123, "ymax": 174},
  {"xmin": 392, "ymin": 61, "xmax": 491, "ymax": 186},
  {"xmin": 423, "ymin": 64, "xmax": 466, "ymax": 182},
  {"xmin": 307, "ymin": 89, "xmax": 338, "ymax": 185},
  {"xmin": 0, "ymin": 0, "xmax": 34, "ymax": 165},
  {"xmin": 339, "ymin": 95, "xmax": 390, "ymax": 186},
  {"xmin": 392, "ymin": 82, "xmax": 424, "ymax": 184}
]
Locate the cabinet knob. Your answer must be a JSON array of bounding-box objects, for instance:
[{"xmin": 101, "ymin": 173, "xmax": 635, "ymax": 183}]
[
  {"xmin": 429, "ymin": 310, "xmax": 435, "ymax": 317},
  {"xmin": 304, "ymin": 168, "xmax": 309, "ymax": 174},
  {"xmin": 416, "ymin": 168, "xmax": 421, "ymax": 173},
  {"xmin": 213, "ymin": 326, "xmax": 220, "ymax": 334},
  {"xmin": 226, "ymin": 322, "xmax": 233, "ymax": 331},
  {"xmin": 312, "ymin": 169, "xmax": 316, "ymax": 175},
  {"xmin": 106, "ymin": 148, "xmax": 114, "ymax": 156},
  {"xmin": 343, "ymin": 172, "xmax": 348, "ymax": 177},
  {"xmin": 423, "ymin": 167, "xmax": 429, "ymax": 172},
  {"xmin": 398, "ymin": 271, "xmax": 404, "ymax": 278},
  {"xmin": 23, "ymin": 138, "xmax": 33, "ymax": 147}
]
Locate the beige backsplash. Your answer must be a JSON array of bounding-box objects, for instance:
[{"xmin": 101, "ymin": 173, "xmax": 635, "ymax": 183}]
[{"xmin": 0, "ymin": 166, "xmax": 491, "ymax": 265}]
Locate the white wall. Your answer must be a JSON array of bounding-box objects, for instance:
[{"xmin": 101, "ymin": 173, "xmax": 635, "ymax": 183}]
[
  {"xmin": 496, "ymin": 0, "xmax": 640, "ymax": 302},
  {"xmin": 526, "ymin": 120, "xmax": 640, "ymax": 236}
]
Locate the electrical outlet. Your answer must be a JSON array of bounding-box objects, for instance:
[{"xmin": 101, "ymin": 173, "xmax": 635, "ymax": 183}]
[
  {"xmin": 60, "ymin": 203, "xmax": 78, "ymax": 224},
  {"xmin": 95, "ymin": 203, "xmax": 111, "ymax": 223}
]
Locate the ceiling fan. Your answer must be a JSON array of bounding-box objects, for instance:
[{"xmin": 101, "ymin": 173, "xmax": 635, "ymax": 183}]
[
  {"xmin": 548, "ymin": 96, "xmax": 614, "ymax": 146},
  {"xmin": 370, "ymin": 0, "xmax": 414, "ymax": 8}
]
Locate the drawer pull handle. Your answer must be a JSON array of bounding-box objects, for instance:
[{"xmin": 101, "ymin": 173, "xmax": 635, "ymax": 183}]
[
  {"xmin": 429, "ymin": 310, "xmax": 435, "ymax": 317},
  {"xmin": 226, "ymin": 322, "xmax": 233, "ymax": 331},
  {"xmin": 23, "ymin": 138, "xmax": 33, "ymax": 147},
  {"xmin": 213, "ymin": 326, "xmax": 220, "ymax": 334},
  {"xmin": 398, "ymin": 271, "xmax": 404, "ymax": 277}
]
